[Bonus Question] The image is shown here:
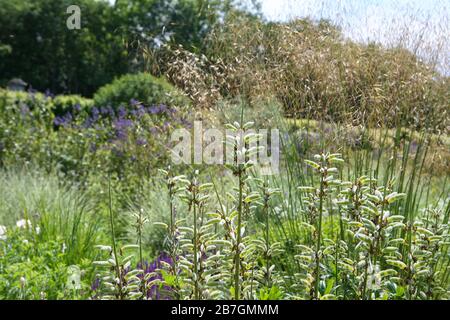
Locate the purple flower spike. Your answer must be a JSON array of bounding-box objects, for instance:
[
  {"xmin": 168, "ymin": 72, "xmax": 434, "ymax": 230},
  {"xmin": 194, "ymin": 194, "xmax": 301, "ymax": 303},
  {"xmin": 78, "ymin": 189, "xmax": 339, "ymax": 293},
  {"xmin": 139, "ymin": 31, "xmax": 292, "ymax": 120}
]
[{"xmin": 118, "ymin": 105, "xmax": 127, "ymax": 118}]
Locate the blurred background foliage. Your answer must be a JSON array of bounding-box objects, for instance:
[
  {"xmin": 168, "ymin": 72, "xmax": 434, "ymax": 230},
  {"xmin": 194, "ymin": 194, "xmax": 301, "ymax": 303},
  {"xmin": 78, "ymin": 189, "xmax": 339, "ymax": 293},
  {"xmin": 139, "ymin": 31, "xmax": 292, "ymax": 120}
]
[{"xmin": 0, "ymin": 0, "xmax": 245, "ymax": 96}]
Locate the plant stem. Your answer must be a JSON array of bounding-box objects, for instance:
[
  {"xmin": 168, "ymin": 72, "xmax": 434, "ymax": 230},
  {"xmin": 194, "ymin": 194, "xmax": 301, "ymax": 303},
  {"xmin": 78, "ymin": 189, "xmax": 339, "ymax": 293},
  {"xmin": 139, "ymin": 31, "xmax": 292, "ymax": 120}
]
[
  {"xmin": 193, "ymin": 185, "xmax": 199, "ymax": 300},
  {"xmin": 265, "ymin": 193, "xmax": 270, "ymax": 287},
  {"xmin": 108, "ymin": 178, "xmax": 123, "ymax": 299},
  {"xmin": 314, "ymin": 173, "xmax": 325, "ymax": 299},
  {"xmin": 234, "ymin": 167, "xmax": 243, "ymax": 300}
]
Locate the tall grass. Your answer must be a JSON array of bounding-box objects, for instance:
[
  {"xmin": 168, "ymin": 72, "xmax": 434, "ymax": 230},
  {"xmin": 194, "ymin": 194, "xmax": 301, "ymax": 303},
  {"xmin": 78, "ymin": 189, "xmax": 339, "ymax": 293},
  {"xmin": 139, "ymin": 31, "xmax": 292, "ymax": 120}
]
[{"xmin": 0, "ymin": 168, "xmax": 103, "ymax": 264}]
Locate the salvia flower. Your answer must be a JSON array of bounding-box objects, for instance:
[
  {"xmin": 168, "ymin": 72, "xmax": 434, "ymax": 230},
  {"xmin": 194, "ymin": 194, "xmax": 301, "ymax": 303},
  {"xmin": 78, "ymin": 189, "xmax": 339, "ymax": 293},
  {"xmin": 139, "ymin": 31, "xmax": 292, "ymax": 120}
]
[
  {"xmin": 117, "ymin": 105, "xmax": 127, "ymax": 118},
  {"xmin": 53, "ymin": 112, "xmax": 73, "ymax": 127}
]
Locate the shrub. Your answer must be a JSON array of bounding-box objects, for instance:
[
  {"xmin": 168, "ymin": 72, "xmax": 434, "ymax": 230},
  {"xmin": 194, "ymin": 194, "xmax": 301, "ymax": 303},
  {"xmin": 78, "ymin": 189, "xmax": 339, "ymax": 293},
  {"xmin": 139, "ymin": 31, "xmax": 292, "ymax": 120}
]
[
  {"xmin": 93, "ymin": 73, "xmax": 189, "ymax": 109},
  {"xmin": 52, "ymin": 94, "xmax": 93, "ymax": 117},
  {"xmin": 0, "ymin": 88, "xmax": 93, "ymax": 118}
]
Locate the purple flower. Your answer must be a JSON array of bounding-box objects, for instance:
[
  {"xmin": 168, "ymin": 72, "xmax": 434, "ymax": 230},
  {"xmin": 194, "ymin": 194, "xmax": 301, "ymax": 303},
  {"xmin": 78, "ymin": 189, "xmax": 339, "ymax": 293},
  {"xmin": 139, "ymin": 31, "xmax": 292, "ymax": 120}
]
[
  {"xmin": 130, "ymin": 99, "xmax": 141, "ymax": 106},
  {"xmin": 82, "ymin": 117, "xmax": 94, "ymax": 128},
  {"xmin": 134, "ymin": 105, "xmax": 146, "ymax": 118},
  {"xmin": 136, "ymin": 138, "xmax": 147, "ymax": 146},
  {"xmin": 144, "ymin": 252, "xmax": 175, "ymax": 300},
  {"xmin": 147, "ymin": 105, "xmax": 161, "ymax": 114},
  {"xmin": 100, "ymin": 106, "xmax": 114, "ymax": 117},
  {"xmin": 115, "ymin": 129, "xmax": 128, "ymax": 141},
  {"xmin": 53, "ymin": 112, "xmax": 72, "ymax": 127},
  {"xmin": 149, "ymin": 127, "xmax": 159, "ymax": 135},
  {"xmin": 180, "ymin": 118, "xmax": 192, "ymax": 128},
  {"xmin": 117, "ymin": 105, "xmax": 127, "ymax": 118},
  {"xmin": 83, "ymin": 108, "xmax": 100, "ymax": 128},
  {"xmin": 114, "ymin": 118, "xmax": 133, "ymax": 132},
  {"xmin": 92, "ymin": 107, "xmax": 99, "ymax": 117},
  {"xmin": 91, "ymin": 278, "xmax": 100, "ymax": 291},
  {"xmin": 111, "ymin": 147, "xmax": 125, "ymax": 158}
]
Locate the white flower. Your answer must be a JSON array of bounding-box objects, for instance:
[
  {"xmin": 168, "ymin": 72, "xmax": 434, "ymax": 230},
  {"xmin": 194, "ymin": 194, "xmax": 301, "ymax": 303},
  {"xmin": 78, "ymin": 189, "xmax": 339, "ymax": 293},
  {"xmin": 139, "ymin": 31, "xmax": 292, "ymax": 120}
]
[
  {"xmin": 0, "ymin": 225, "xmax": 7, "ymax": 241},
  {"xmin": 16, "ymin": 219, "xmax": 32, "ymax": 229},
  {"xmin": 35, "ymin": 226, "xmax": 41, "ymax": 235},
  {"xmin": 20, "ymin": 277, "xmax": 26, "ymax": 288},
  {"xmin": 66, "ymin": 265, "xmax": 81, "ymax": 290}
]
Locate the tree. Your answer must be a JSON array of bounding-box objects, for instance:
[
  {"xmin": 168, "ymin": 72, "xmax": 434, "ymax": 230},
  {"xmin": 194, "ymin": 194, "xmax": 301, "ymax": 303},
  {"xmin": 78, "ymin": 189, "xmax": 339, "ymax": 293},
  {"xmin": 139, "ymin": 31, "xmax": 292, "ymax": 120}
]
[{"xmin": 0, "ymin": 0, "xmax": 129, "ymax": 96}]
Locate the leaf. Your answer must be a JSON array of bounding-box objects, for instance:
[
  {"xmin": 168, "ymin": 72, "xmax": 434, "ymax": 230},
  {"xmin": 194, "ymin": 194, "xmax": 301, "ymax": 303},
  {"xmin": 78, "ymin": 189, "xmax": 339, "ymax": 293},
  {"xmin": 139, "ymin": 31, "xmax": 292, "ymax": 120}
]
[
  {"xmin": 153, "ymin": 222, "xmax": 168, "ymax": 229},
  {"xmin": 386, "ymin": 259, "xmax": 407, "ymax": 270},
  {"xmin": 304, "ymin": 160, "xmax": 320, "ymax": 170}
]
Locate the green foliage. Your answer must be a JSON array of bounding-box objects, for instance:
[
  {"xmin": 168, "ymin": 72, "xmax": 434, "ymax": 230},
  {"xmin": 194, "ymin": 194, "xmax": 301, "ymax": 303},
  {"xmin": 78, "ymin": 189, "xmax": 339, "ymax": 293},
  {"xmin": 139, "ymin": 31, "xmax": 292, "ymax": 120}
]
[
  {"xmin": 0, "ymin": 0, "xmax": 236, "ymax": 95},
  {"xmin": 290, "ymin": 158, "xmax": 450, "ymax": 300},
  {"xmin": 93, "ymin": 73, "xmax": 188, "ymax": 109},
  {"xmin": 0, "ymin": 0, "xmax": 128, "ymax": 96},
  {"xmin": 52, "ymin": 94, "xmax": 94, "ymax": 116},
  {"xmin": 0, "ymin": 223, "xmax": 91, "ymax": 299},
  {"xmin": 0, "ymin": 88, "xmax": 189, "ymax": 189},
  {"xmin": 114, "ymin": 0, "xmax": 231, "ymax": 52},
  {"xmin": 0, "ymin": 2, "xmax": 449, "ymax": 301},
  {"xmin": 0, "ymin": 169, "xmax": 103, "ymax": 265}
]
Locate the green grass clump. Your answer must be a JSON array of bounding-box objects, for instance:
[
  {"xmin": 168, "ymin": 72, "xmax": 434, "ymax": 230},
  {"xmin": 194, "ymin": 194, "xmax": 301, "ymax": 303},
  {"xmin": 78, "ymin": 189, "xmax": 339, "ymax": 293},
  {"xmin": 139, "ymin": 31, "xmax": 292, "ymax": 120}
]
[{"xmin": 0, "ymin": 169, "xmax": 103, "ymax": 264}]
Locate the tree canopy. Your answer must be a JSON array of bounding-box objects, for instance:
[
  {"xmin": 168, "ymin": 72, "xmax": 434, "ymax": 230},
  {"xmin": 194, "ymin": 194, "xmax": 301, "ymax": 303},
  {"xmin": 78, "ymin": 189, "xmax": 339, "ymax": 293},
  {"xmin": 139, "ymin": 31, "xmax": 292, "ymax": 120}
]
[{"xmin": 0, "ymin": 0, "xmax": 233, "ymax": 96}]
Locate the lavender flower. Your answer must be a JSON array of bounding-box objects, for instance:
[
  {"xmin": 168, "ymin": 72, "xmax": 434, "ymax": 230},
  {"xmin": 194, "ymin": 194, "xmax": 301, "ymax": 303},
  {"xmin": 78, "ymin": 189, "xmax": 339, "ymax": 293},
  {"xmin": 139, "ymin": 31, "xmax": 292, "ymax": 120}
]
[
  {"xmin": 136, "ymin": 138, "xmax": 147, "ymax": 146},
  {"xmin": 53, "ymin": 112, "xmax": 73, "ymax": 127},
  {"xmin": 117, "ymin": 105, "xmax": 127, "ymax": 118},
  {"xmin": 100, "ymin": 106, "xmax": 114, "ymax": 117},
  {"xmin": 114, "ymin": 118, "xmax": 133, "ymax": 129},
  {"xmin": 91, "ymin": 278, "xmax": 100, "ymax": 291}
]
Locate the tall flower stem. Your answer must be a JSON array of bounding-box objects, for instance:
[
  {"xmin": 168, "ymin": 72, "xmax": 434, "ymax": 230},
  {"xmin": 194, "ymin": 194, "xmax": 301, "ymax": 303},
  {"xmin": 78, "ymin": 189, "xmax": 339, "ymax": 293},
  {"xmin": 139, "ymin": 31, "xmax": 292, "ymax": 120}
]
[
  {"xmin": 108, "ymin": 178, "xmax": 123, "ymax": 299},
  {"xmin": 193, "ymin": 184, "xmax": 199, "ymax": 300},
  {"xmin": 314, "ymin": 173, "xmax": 325, "ymax": 300},
  {"xmin": 234, "ymin": 166, "xmax": 243, "ymax": 300}
]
